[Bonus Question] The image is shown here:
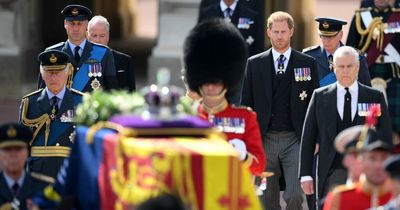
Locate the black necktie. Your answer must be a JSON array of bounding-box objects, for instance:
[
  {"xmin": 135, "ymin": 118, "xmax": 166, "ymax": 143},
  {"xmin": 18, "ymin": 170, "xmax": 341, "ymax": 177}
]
[
  {"xmin": 12, "ymin": 182, "xmax": 19, "ymax": 196},
  {"xmin": 74, "ymin": 46, "xmax": 80, "ymax": 64},
  {"xmin": 225, "ymin": 7, "xmax": 232, "ymax": 18},
  {"xmin": 51, "ymin": 96, "xmax": 59, "ymax": 120},
  {"xmin": 343, "ymin": 87, "xmax": 352, "ymax": 126},
  {"xmin": 277, "ymin": 54, "xmax": 286, "ymax": 76},
  {"xmin": 328, "ymin": 54, "xmax": 333, "ymax": 71}
]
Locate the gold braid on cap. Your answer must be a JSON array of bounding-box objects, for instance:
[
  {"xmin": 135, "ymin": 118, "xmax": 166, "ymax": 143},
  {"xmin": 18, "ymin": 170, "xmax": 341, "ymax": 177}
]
[
  {"xmin": 355, "ymin": 12, "xmax": 385, "ymax": 52},
  {"xmin": 20, "ymin": 97, "xmax": 51, "ymax": 146}
]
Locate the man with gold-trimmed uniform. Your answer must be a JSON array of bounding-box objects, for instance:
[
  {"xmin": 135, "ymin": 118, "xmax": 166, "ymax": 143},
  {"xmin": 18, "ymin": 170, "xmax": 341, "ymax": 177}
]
[
  {"xmin": 37, "ymin": 4, "xmax": 119, "ymax": 92},
  {"xmin": 323, "ymin": 127, "xmax": 392, "ymax": 210},
  {"xmin": 19, "ymin": 50, "xmax": 84, "ymax": 178},
  {"xmin": 182, "ymin": 19, "xmax": 266, "ymax": 176},
  {"xmin": 347, "ymin": 0, "xmax": 400, "ymax": 137},
  {"xmin": 303, "ymin": 17, "xmax": 371, "ymax": 87},
  {"xmin": 0, "ymin": 123, "xmax": 54, "ymax": 210}
]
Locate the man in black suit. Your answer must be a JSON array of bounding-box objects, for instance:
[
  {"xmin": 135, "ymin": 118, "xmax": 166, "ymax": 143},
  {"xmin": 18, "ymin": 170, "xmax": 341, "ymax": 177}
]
[
  {"xmin": 241, "ymin": 11, "xmax": 320, "ymax": 210},
  {"xmin": 38, "ymin": 4, "xmax": 119, "ymax": 92},
  {"xmin": 198, "ymin": 0, "xmax": 263, "ymax": 57},
  {"xmin": 299, "ymin": 46, "xmax": 392, "ymax": 209},
  {"xmin": 87, "ymin": 15, "xmax": 136, "ymax": 91},
  {"xmin": 0, "ymin": 123, "xmax": 53, "ymax": 210}
]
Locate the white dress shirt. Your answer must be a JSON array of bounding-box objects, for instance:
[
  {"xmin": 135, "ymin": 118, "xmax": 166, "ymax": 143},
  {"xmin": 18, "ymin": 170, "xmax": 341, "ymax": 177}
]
[
  {"xmin": 336, "ymin": 81, "xmax": 358, "ymax": 120},
  {"xmin": 272, "ymin": 48, "xmax": 291, "ymax": 74}
]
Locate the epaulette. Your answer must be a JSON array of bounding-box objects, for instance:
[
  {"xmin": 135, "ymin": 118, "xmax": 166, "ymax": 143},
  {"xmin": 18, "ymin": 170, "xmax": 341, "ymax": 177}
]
[
  {"xmin": 302, "ymin": 45, "xmax": 320, "ymax": 53},
  {"xmin": 332, "ymin": 183, "xmax": 356, "ymax": 194},
  {"xmin": 30, "ymin": 172, "xmax": 55, "ymax": 184},
  {"xmin": 45, "ymin": 42, "xmax": 65, "ymax": 51},
  {"xmin": 392, "ymin": 8, "xmax": 400, "ymax": 12},
  {"xmin": 232, "ymin": 105, "xmax": 253, "ymax": 111},
  {"xmin": 355, "ymin": 7, "xmax": 372, "ymax": 12},
  {"xmin": 22, "ymin": 88, "xmax": 43, "ymax": 99},
  {"xmin": 70, "ymin": 88, "xmax": 86, "ymax": 96},
  {"xmin": 91, "ymin": 42, "xmax": 110, "ymax": 50}
]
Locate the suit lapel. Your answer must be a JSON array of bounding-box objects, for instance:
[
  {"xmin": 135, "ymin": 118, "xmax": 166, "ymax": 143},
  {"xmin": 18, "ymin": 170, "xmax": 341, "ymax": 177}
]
[
  {"xmin": 263, "ymin": 50, "xmax": 273, "ymax": 104},
  {"xmin": 79, "ymin": 41, "xmax": 92, "ymax": 67},
  {"xmin": 325, "ymin": 84, "xmax": 338, "ymax": 140},
  {"xmin": 319, "ymin": 47, "xmax": 331, "ymax": 76},
  {"xmin": 62, "ymin": 42, "xmax": 74, "ymax": 66},
  {"xmin": 18, "ymin": 174, "xmax": 32, "ymax": 202},
  {"xmin": 37, "ymin": 89, "xmax": 51, "ymax": 114},
  {"xmin": 230, "ymin": 5, "xmax": 240, "ymax": 25},
  {"xmin": 0, "ymin": 173, "xmax": 13, "ymax": 201},
  {"xmin": 58, "ymin": 89, "xmax": 73, "ymax": 117}
]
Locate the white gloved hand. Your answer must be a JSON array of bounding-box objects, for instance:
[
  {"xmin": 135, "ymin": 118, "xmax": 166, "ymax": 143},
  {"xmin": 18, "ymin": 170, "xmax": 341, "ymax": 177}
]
[{"xmin": 228, "ymin": 138, "xmax": 247, "ymax": 161}]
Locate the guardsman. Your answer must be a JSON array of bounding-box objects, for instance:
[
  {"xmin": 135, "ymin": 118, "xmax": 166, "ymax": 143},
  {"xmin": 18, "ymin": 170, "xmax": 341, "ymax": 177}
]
[
  {"xmin": 347, "ymin": 0, "xmax": 400, "ymax": 138},
  {"xmin": 323, "ymin": 127, "xmax": 392, "ymax": 210},
  {"xmin": 334, "ymin": 125, "xmax": 364, "ymax": 185},
  {"xmin": 38, "ymin": 4, "xmax": 119, "ymax": 92},
  {"xmin": 375, "ymin": 154, "xmax": 400, "ymax": 210},
  {"xmin": 303, "ymin": 17, "xmax": 371, "ymax": 87},
  {"xmin": 0, "ymin": 123, "xmax": 54, "ymax": 210},
  {"xmin": 182, "ymin": 19, "xmax": 266, "ymax": 176},
  {"xmin": 19, "ymin": 50, "xmax": 85, "ymax": 178}
]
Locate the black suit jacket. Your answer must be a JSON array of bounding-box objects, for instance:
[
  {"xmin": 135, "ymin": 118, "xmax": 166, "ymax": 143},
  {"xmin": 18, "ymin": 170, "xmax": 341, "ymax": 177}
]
[
  {"xmin": 241, "ymin": 49, "xmax": 320, "ymax": 139},
  {"xmin": 38, "ymin": 40, "xmax": 119, "ymax": 92},
  {"xmin": 0, "ymin": 172, "xmax": 48, "ymax": 210},
  {"xmin": 299, "ymin": 82, "xmax": 392, "ymax": 198},
  {"xmin": 198, "ymin": 3, "xmax": 263, "ymax": 56},
  {"xmin": 112, "ymin": 49, "xmax": 135, "ymax": 91}
]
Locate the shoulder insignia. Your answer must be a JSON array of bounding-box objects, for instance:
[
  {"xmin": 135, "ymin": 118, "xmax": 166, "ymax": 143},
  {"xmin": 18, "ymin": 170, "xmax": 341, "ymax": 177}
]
[
  {"xmin": 23, "ymin": 89, "xmax": 43, "ymax": 99},
  {"xmin": 356, "ymin": 7, "xmax": 372, "ymax": 12},
  {"xmin": 332, "ymin": 183, "xmax": 356, "ymax": 194},
  {"xmin": 45, "ymin": 42, "xmax": 65, "ymax": 51},
  {"xmin": 70, "ymin": 88, "xmax": 86, "ymax": 96},
  {"xmin": 302, "ymin": 45, "xmax": 320, "ymax": 53},
  {"xmin": 91, "ymin": 42, "xmax": 110, "ymax": 50},
  {"xmin": 30, "ymin": 172, "xmax": 55, "ymax": 184},
  {"xmin": 392, "ymin": 8, "xmax": 400, "ymax": 12},
  {"xmin": 232, "ymin": 105, "xmax": 253, "ymax": 111}
]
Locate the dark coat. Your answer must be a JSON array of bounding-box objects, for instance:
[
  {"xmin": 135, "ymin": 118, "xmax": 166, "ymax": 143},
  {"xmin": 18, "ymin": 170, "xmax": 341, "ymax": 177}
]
[
  {"xmin": 299, "ymin": 82, "xmax": 392, "ymax": 199},
  {"xmin": 241, "ymin": 48, "xmax": 320, "ymax": 139},
  {"xmin": 198, "ymin": 2, "xmax": 263, "ymax": 56},
  {"xmin": 112, "ymin": 49, "xmax": 135, "ymax": 91},
  {"xmin": 38, "ymin": 40, "xmax": 119, "ymax": 92}
]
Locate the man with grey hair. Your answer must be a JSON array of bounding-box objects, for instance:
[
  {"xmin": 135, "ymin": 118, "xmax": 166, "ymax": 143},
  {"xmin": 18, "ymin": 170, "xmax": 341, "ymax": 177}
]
[
  {"xmin": 299, "ymin": 46, "xmax": 391, "ymax": 208},
  {"xmin": 87, "ymin": 15, "xmax": 135, "ymax": 91},
  {"xmin": 19, "ymin": 50, "xmax": 84, "ymax": 178}
]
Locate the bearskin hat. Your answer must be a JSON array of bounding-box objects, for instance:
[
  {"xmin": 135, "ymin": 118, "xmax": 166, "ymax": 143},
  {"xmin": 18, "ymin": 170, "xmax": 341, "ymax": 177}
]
[{"xmin": 182, "ymin": 18, "xmax": 248, "ymax": 100}]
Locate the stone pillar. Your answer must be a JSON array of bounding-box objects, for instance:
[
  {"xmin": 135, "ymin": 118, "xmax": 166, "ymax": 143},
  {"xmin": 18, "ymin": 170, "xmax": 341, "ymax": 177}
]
[
  {"xmin": 0, "ymin": 0, "xmax": 41, "ymax": 99},
  {"xmin": 148, "ymin": 0, "xmax": 200, "ymax": 88}
]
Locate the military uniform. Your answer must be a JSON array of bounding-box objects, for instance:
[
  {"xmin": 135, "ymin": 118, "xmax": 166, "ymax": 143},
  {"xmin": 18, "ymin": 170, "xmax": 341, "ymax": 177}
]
[
  {"xmin": 303, "ymin": 17, "xmax": 371, "ymax": 87},
  {"xmin": 37, "ymin": 4, "xmax": 119, "ymax": 92},
  {"xmin": 0, "ymin": 123, "xmax": 54, "ymax": 210},
  {"xmin": 323, "ymin": 127, "xmax": 393, "ymax": 210},
  {"xmin": 0, "ymin": 172, "xmax": 53, "ymax": 210},
  {"xmin": 347, "ymin": 6, "xmax": 400, "ymax": 133},
  {"xmin": 375, "ymin": 155, "xmax": 400, "ymax": 210},
  {"xmin": 323, "ymin": 179, "xmax": 391, "ymax": 210},
  {"xmin": 20, "ymin": 50, "xmax": 85, "ymax": 178},
  {"xmin": 198, "ymin": 103, "xmax": 266, "ymax": 175}
]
